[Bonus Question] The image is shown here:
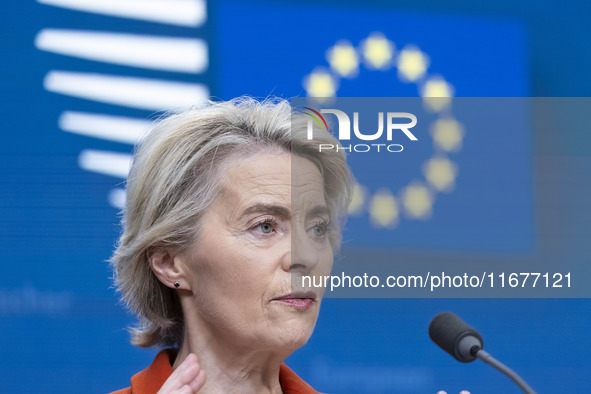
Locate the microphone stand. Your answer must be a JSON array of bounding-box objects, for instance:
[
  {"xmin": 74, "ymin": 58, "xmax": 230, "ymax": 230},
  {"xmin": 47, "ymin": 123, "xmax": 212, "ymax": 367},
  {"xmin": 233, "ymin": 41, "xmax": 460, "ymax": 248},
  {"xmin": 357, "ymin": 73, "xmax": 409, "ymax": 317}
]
[{"xmin": 474, "ymin": 348, "xmax": 536, "ymax": 394}]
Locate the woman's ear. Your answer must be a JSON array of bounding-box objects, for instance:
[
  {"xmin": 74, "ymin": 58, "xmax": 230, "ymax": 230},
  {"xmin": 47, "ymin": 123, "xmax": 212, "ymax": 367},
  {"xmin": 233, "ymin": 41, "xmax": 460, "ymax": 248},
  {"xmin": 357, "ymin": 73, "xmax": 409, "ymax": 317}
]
[{"xmin": 148, "ymin": 247, "xmax": 190, "ymax": 290}]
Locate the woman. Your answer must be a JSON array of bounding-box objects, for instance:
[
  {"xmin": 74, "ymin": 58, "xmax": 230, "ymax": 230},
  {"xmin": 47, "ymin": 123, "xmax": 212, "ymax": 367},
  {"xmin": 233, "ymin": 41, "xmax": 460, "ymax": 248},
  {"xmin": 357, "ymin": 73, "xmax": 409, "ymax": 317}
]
[{"xmin": 109, "ymin": 97, "xmax": 351, "ymax": 393}]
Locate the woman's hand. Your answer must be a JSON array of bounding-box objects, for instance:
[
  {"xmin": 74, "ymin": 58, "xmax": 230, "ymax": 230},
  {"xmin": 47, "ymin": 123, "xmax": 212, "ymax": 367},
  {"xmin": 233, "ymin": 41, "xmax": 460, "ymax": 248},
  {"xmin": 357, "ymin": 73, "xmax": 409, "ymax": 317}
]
[{"xmin": 157, "ymin": 353, "xmax": 206, "ymax": 394}]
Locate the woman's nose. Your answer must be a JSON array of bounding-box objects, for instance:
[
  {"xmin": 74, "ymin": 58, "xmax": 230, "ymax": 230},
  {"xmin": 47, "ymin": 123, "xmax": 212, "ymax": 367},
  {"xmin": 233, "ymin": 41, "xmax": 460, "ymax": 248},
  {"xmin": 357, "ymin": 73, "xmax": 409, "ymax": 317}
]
[{"xmin": 282, "ymin": 228, "xmax": 320, "ymax": 274}]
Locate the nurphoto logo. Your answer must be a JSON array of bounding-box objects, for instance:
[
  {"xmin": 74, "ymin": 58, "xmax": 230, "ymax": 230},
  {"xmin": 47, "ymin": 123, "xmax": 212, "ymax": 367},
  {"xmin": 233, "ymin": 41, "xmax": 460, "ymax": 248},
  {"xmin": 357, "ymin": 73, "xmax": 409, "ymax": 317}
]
[{"xmin": 304, "ymin": 106, "xmax": 418, "ymax": 153}]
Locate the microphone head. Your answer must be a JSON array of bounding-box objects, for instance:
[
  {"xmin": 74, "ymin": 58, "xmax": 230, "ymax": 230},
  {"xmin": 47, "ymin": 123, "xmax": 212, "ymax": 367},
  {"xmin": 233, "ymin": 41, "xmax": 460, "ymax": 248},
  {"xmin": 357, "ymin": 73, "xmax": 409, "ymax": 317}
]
[{"xmin": 429, "ymin": 312, "xmax": 484, "ymax": 363}]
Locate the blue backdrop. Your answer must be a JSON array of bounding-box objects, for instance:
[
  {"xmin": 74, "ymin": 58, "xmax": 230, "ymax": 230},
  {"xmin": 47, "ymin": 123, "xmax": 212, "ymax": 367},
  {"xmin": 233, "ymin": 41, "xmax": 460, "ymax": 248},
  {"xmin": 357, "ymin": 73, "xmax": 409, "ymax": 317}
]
[{"xmin": 1, "ymin": 0, "xmax": 590, "ymax": 392}]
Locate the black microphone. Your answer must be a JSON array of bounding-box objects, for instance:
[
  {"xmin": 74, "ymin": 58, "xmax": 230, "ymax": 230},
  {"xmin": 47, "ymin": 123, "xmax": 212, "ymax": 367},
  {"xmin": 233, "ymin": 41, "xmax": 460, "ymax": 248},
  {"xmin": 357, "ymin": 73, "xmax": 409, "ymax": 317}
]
[
  {"xmin": 428, "ymin": 311, "xmax": 483, "ymax": 363},
  {"xmin": 429, "ymin": 312, "xmax": 536, "ymax": 394}
]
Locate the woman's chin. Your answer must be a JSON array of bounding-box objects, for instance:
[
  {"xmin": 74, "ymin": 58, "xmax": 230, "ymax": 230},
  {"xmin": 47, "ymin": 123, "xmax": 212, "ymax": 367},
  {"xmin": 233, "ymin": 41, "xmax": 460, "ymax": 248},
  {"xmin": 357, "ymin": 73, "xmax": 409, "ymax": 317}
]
[
  {"xmin": 278, "ymin": 319, "xmax": 316, "ymax": 351},
  {"xmin": 260, "ymin": 313, "xmax": 319, "ymax": 352},
  {"xmin": 269, "ymin": 328, "xmax": 314, "ymax": 353}
]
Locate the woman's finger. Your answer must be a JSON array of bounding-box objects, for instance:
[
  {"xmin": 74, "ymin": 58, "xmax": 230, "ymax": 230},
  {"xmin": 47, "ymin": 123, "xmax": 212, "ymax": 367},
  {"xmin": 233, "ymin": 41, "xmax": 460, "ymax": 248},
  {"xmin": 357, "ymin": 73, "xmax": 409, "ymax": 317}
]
[
  {"xmin": 157, "ymin": 354, "xmax": 204, "ymax": 393},
  {"xmin": 186, "ymin": 370, "xmax": 206, "ymax": 392}
]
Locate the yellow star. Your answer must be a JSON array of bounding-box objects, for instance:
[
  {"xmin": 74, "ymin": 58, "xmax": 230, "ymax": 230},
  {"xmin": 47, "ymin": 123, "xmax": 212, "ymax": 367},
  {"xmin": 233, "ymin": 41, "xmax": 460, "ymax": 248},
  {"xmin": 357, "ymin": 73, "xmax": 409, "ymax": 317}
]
[
  {"xmin": 397, "ymin": 45, "xmax": 430, "ymax": 82},
  {"xmin": 361, "ymin": 32, "xmax": 395, "ymax": 70},
  {"xmin": 422, "ymin": 157, "xmax": 458, "ymax": 193},
  {"xmin": 421, "ymin": 76, "xmax": 454, "ymax": 112},
  {"xmin": 401, "ymin": 183, "xmax": 433, "ymax": 220},
  {"xmin": 430, "ymin": 118, "xmax": 465, "ymax": 152},
  {"xmin": 326, "ymin": 40, "xmax": 359, "ymax": 78},
  {"xmin": 303, "ymin": 68, "xmax": 337, "ymax": 98},
  {"xmin": 348, "ymin": 182, "xmax": 366, "ymax": 215},
  {"xmin": 369, "ymin": 189, "xmax": 399, "ymax": 228}
]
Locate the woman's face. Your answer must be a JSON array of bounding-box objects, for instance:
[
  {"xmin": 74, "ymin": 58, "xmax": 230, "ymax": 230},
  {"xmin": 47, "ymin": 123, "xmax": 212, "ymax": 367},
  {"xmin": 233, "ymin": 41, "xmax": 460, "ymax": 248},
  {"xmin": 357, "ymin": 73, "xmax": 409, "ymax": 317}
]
[{"xmin": 179, "ymin": 152, "xmax": 333, "ymax": 353}]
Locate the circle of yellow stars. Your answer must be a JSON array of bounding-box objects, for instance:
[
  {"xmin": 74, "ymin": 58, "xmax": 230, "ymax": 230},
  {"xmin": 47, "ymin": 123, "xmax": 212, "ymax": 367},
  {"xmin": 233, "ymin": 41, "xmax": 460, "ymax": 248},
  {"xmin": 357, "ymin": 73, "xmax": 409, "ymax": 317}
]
[{"xmin": 302, "ymin": 32, "xmax": 465, "ymax": 229}]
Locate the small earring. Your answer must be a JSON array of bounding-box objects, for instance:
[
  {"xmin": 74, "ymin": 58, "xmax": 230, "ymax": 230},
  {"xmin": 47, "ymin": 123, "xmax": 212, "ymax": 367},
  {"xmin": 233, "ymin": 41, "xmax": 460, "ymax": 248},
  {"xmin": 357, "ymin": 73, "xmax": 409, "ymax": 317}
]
[{"xmin": 174, "ymin": 281, "xmax": 180, "ymax": 288}]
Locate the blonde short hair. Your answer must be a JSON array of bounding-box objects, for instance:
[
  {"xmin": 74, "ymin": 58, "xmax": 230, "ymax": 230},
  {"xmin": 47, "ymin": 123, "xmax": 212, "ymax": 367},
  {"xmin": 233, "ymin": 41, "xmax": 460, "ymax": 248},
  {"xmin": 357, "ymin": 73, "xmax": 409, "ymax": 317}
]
[{"xmin": 110, "ymin": 97, "xmax": 351, "ymax": 348}]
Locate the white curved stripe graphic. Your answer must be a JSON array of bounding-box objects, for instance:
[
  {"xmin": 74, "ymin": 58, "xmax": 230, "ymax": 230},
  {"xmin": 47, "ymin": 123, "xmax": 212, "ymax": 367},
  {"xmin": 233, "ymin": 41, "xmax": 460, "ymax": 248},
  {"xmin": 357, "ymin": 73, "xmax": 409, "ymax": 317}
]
[
  {"xmin": 36, "ymin": 29, "xmax": 208, "ymax": 73},
  {"xmin": 37, "ymin": 0, "xmax": 206, "ymax": 27},
  {"xmin": 59, "ymin": 111, "xmax": 152, "ymax": 145},
  {"xmin": 78, "ymin": 149, "xmax": 132, "ymax": 179},
  {"xmin": 44, "ymin": 71, "xmax": 209, "ymax": 111},
  {"xmin": 108, "ymin": 188, "xmax": 126, "ymax": 209}
]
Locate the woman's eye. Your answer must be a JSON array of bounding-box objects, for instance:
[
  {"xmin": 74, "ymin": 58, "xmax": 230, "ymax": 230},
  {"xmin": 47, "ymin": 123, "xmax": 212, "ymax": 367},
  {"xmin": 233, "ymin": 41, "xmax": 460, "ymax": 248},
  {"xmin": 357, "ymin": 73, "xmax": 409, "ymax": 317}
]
[
  {"xmin": 250, "ymin": 217, "xmax": 279, "ymax": 237},
  {"xmin": 313, "ymin": 225, "xmax": 325, "ymax": 237},
  {"xmin": 310, "ymin": 222, "xmax": 328, "ymax": 238},
  {"xmin": 259, "ymin": 222, "xmax": 274, "ymax": 234}
]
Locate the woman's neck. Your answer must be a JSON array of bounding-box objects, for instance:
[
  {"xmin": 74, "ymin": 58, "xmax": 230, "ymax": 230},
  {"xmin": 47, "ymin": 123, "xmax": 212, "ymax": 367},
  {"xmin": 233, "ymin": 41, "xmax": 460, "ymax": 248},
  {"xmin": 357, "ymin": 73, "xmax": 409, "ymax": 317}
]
[{"xmin": 172, "ymin": 322, "xmax": 288, "ymax": 394}]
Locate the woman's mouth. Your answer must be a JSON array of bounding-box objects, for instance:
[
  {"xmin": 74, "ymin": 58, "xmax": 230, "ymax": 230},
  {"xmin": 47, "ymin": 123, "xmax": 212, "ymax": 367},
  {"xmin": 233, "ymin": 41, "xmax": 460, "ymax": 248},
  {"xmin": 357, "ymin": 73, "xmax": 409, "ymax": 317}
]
[{"xmin": 273, "ymin": 292, "xmax": 317, "ymax": 309}]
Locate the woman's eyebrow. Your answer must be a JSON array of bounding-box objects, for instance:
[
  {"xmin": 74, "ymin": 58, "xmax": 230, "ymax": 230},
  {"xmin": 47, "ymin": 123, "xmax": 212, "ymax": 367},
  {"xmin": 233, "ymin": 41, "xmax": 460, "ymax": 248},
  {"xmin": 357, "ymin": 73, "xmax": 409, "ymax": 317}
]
[
  {"xmin": 306, "ymin": 205, "xmax": 330, "ymax": 220},
  {"xmin": 241, "ymin": 203, "xmax": 291, "ymax": 219}
]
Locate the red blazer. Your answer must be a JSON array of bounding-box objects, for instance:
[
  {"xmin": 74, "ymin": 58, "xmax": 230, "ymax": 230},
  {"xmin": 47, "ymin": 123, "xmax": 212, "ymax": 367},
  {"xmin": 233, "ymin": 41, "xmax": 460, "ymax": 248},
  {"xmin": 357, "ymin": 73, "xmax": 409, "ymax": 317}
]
[{"xmin": 110, "ymin": 349, "xmax": 321, "ymax": 394}]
